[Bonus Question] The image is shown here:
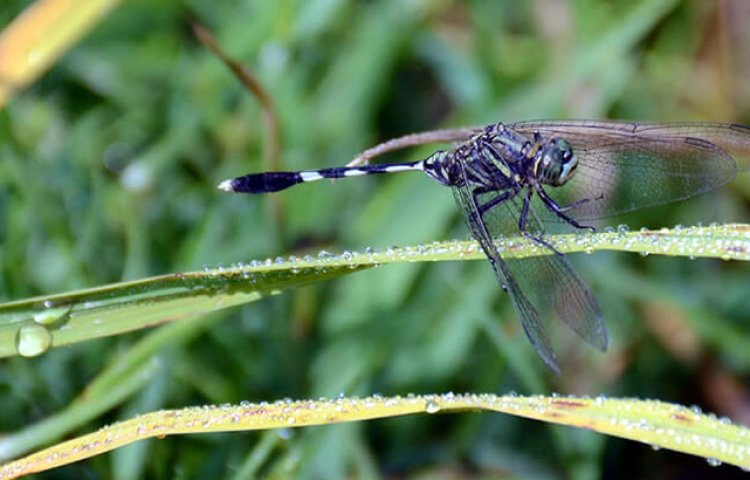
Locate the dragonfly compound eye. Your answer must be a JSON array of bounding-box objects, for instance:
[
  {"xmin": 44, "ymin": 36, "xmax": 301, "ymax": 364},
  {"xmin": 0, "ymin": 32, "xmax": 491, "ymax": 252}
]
[{"xmin": 538, "ymin": 138, "xmax": 578, "ymax": 186}]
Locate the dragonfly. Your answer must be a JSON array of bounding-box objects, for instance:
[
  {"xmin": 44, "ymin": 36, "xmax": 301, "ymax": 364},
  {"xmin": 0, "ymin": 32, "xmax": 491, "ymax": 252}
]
[{"xmin": 218, "ymin": 120, "xmax": 750, "ymax": 373}]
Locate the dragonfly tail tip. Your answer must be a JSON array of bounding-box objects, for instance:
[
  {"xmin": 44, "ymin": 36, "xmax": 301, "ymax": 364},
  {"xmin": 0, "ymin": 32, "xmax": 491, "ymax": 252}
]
[{"xmin": 217, "ymin": 179, "xmax": 235, "ymax": 192}]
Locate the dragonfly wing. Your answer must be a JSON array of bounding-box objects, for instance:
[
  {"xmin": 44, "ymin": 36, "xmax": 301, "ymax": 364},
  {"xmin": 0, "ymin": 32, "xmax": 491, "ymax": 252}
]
[
  {"xmin": 509, "ymin": 121, "xmax": 745, "ymax": 220},
  {"xmin": 484, "ymin": 191, "xmax": 608, "ymax": 351},
  {"xmin": 451, "ymin": 181, "xmax": 560, "ymax": 373},
  {"xmin": 511, "ymin": 121, "xmax": 750, "ymax": 168},
  {"xmin": 452, "ymin": 150, "xmax": 609, "ymax": 371}
]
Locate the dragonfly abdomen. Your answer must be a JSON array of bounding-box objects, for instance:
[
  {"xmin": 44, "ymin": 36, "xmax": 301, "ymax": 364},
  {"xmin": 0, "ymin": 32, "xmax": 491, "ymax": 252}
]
[{"xmin": 218, "ymin": 162, "xmax": 425, "ymax": 194}]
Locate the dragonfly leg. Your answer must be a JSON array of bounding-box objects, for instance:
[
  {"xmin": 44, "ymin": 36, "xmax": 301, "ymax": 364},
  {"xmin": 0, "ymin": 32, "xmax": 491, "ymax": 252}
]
[
  {"xmin": 517, "ymin": 191, "xmax": 565, "ymax": 254},
  {"xmin": 517, "ymin": 187, "xmax": 534, "ymax": 232},
  {"xmin": 534, "ymin": 184, "xmax": 595, "ymax": 231},
  {"xmin": 556, "ymin": 193, "xmax": 605, "ymax": 212},
  {"xmin": 521, "ymin": 230, "xmax": 565, "ymax": 255},
  {"xmin": 475, "ymin": 188, "xmax": 518, "ymax": 216}
]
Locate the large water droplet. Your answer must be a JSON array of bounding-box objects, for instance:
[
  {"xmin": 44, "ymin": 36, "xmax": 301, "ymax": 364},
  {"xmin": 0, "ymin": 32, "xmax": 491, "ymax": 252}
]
[
  {"xmin": 15, "ymin": 324, "xmax": 53, "ymax": 357},
  {"xmin": 425, "ymin": 400, "xmax": 441, "ymax": 414}
]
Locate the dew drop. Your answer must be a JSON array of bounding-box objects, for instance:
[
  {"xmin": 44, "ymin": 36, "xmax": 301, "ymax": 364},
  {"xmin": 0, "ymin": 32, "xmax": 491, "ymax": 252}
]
[
  {"xmin": 33, "ymin": 303, "xmax": 71, "ymax": 326},
  {"xmin": 277, "ymin": 428, "xmax": 294, "ymax": 440},
  {"xmin": 706, "ymin": 457, "xmax": 722, "ymax": 467},
  {"xmin": 650, "ymin": 444, "xmax": 661, "ymax": 451},
  {"xmin": 425, "ymin": 400, "xmax": 441, "ymax": 414},
  {"xmin": 15, "ymin": 324, "xmax": 53, "ymax": 357}
]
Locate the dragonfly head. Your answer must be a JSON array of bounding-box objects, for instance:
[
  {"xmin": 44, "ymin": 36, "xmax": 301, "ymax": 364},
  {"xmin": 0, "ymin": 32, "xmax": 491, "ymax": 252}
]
[{"xmin": 536, "ymin": 138, "xmax": 578, "ymax": 186}]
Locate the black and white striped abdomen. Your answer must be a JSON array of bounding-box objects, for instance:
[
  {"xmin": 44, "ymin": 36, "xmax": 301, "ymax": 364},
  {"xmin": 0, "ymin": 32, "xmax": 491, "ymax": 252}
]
[{"xmin": 218, "ymin": 162, "xmax": 426, "ymax": 194}]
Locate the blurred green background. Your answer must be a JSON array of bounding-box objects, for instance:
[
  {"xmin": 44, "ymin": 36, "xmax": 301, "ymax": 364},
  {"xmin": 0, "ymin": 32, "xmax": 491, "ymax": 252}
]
[{"xmin": 1, "ymin": 0, "xmax": 750, "ymax": 478}]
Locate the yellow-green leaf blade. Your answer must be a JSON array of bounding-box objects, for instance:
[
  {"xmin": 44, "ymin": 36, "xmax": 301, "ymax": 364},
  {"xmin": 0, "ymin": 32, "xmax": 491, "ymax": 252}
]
[
  {"xmin": 2, "ymin": 393, "xmax": 748, "ymax": 478},
  {"xmin": 0, "ymin": 223, "xmax": 747, "ymax": 359}
]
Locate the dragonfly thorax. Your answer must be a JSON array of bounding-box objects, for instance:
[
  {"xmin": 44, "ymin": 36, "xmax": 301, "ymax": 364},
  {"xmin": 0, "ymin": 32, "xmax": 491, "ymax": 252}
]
[{"xmin": 534, "ymin": 137, "xmax": 578, "ymax": 187}]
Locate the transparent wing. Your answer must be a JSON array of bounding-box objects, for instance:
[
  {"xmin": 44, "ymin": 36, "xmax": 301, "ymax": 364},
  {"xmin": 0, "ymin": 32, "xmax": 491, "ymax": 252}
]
[
  {"xmin": 451, "ymin": 181, "xmax": 560, "ymax": 373},
  {"xmin": 508, "ymin": 121, "xmax": 748, "ymax": 220},
  {"xmin": 491, "ymin": 192, "xmax": 607, "ymax": 350},
  {"xmin": 452, "ymin": 163, "xmax": 608, "ymax": 373}
]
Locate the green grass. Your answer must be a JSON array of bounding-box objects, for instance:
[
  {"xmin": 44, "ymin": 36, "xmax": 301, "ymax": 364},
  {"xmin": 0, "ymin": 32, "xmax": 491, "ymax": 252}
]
[{"xmin": 1, "ymin": 0, "xmax": 749, "ymax": 478}]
